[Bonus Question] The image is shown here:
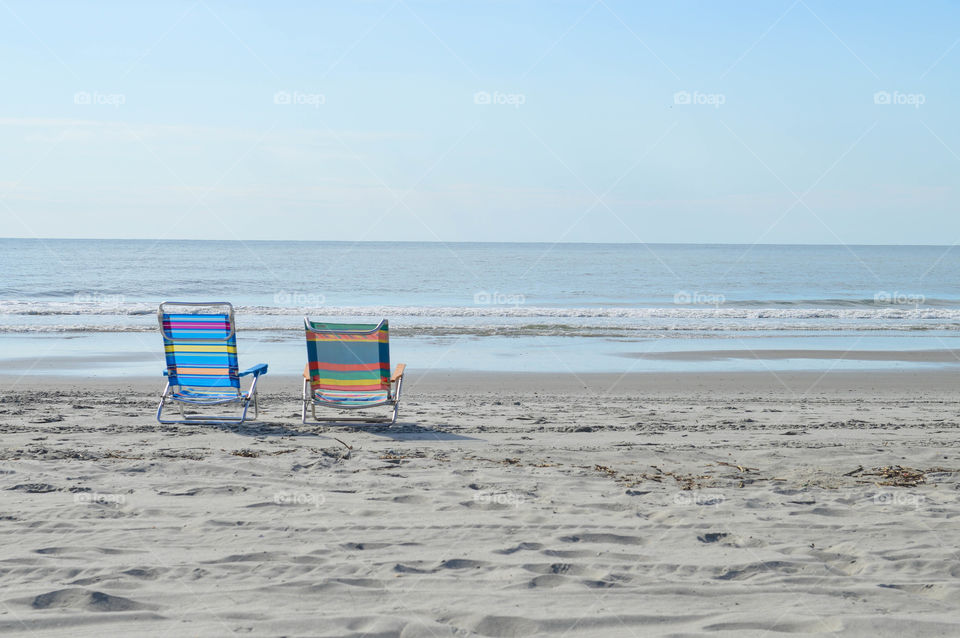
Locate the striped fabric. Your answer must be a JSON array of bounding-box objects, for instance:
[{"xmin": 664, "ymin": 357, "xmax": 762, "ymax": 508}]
[
  {"xmin": 311, "ymin": 389, "xmax": 391, "ymax": 407},
  {"xmin": 170, "ymin": 388, "xmax": 244, "ymax": 403},
  {"xmin": 161, "ymin": 313, "xmax": 241, "ymax": 391},
  {"xmin": 305, "ymin": 320, "xmax": 391, "ymax": 406}
]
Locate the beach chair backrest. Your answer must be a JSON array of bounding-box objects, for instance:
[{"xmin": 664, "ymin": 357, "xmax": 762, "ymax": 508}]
[
  {"xmin": 304, "ymin": 319, "xmax": 390, "ymax": 393},
  {"xmin": 159, "ymin": 302, "xmax": 240, "ymax": 389}
]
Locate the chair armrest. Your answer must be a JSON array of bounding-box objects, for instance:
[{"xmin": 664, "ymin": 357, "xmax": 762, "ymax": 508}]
[
  {"xmin": 163, "ymin": 369, "xmax": 170, "ymax": 376},
  {"xmin": 303, "ymin": 364, "xmax": 311, "ymax": 380},
  {"xmin": 391, "ymin": 363, "xmax": 406, "ymax": 383},
  {"xmin": 239, "ymin": 363, "xmax": 268, "ymax": 377}
]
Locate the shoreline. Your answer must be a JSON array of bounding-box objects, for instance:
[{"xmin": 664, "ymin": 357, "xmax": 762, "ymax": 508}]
[{"xmin": 4, "ymin": 368, "xmax": 960, "ymax": 397}]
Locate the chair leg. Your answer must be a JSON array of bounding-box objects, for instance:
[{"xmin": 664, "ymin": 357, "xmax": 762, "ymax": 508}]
[
  {"xmin": 388, "ymin": 374, "xmax": 403, "ymax": 425},
  {"xmin": 390, "ymin": 401, "xmax": 399, "ymax": 425},
  {"xmin": 238, "ymin": 398, "xmax": 250, "ymax": 425},
  {"xmin": 155, "ymin": 381, "xmax": 254, "ymax": 425},
  {"xmin": 302, "ymin": 401, "xmax": 397, "ymax": 425},
  {"xmin": 301, "ymin": 378, "xmax": 308, "ymax": 424},
  {"xmin": 156, "ymin": 383, "xmax": 173, "ymax": 424}
]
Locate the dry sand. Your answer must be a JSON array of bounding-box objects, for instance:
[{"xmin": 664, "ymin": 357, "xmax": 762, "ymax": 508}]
[{"xmin": 1, "ymin": 370, "xmax": 959, "ymax": 637}]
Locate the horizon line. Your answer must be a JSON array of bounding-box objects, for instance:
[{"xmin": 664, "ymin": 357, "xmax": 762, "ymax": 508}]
[{"xmin": 1, "ymin": 237, "xmax": 958, "ymax": 249}]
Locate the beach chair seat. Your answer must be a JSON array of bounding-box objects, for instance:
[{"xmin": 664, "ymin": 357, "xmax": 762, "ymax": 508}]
[
  {"xmin": 170, "ymin": 385, "xmax": 254, "ymax": 404},
  {"xmin": 310, "ymin": 388, "xmax": 392, "ymax": 408},
  {"xmin": 156, "ymin": 302, "xmax": 267, "ymax": 424},
  {"xmin": 302, "ymin": 319, "xmax": 405, "ymax": 424}
]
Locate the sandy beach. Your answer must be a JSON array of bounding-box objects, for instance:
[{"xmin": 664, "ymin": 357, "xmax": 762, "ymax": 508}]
[
  {"xmin": 2, "ymin": 370, "xmax": 959, "ymax": 636},
  {"xmin": 6, "ymin": 0, "xmax": 960, "ymax": 634}
]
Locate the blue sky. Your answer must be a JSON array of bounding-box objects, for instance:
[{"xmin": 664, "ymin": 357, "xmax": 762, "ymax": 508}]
[{"xmin": 1, "ymin": 0, "xmax": 958, "ymax": 243}]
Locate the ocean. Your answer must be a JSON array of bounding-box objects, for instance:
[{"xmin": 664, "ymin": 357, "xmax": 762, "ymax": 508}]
[{"xmin": 2, "ymin": 238, "xmax": 960, "ymax": 376}]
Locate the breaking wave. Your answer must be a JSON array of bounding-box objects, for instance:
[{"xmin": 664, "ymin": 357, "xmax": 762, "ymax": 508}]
[{"xmin": 2, "ymin": 300, "xmax": 960, "ymax": 336}]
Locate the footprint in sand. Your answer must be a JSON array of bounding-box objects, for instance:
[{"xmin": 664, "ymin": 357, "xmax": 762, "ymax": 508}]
[
  {"xmin": 340, "ymin": 541, "xmax": 393, "ymax": 551},
  {"xmin": 471, "ymin": 615, "xmax": 541, "ymax": 637},
  {"xmin": 527, "ymin": 574, "xmax": 568, "ymax": 588},
  {"xmin": 16, "ymin": 588, "xmax": 153, "ymax": 612},
  {"xmin": 703, "ymin": 618, "xmax": 844, "ymax": 633},
  {"xmin": 439, "ymin": 558, "xmax": 488, "ymax": 570},
  {"xmin": 494, "ymin": 542, "xmax": 543, "ymax": 555},
  {"xmin": 716, "ymin": 560, "xmax": 799, "ymax": 581},
  {"xmin": 558, "ymin": 532, "xmax": 645, "ymax": 545}
]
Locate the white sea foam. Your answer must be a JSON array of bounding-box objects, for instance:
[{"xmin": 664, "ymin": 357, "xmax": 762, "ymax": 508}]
[
  {"xmin": 2, "ymin": 319, "xmax": 960, "ymax": 335},
  {"xmin": 2, "ymin": 301, "xmax": 960, "ymax": 337},
  {"xmin": 3, "ymin": 300, "xmax": 960, "ymax": 320}
]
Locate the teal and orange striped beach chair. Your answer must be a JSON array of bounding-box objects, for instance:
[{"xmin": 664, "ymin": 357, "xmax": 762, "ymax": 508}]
[
  {"xmin": 302, "ymin": 319, "xmax": 406, "ymax": 424},
  {"xmin": 156, "ymin": 302, "xmax": 268, "ymax": 424}
]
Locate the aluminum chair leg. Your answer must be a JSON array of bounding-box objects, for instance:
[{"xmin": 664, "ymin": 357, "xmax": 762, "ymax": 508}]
[
  {"xmin": 156, "ymin": 381, "xmax": 258, "ymax": 425},
  {"xmin": 301, "ymin": 378, "xmax": 309, "ymax": 424},
  {"xmin": 300, "ymin": 375, "xmax": 403, "ymax": 426},
  {"xmin": 389, "ymin": 401, "xmax": 399, "ymax": 425}
]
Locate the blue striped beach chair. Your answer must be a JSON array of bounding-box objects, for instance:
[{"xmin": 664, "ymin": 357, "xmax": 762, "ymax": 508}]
[
  {"xmin": 302, "ymin": 319, "xmax": 406, "ymax": 425},
  {"xmin": 156, "ymin": 302, "xmax": 268, "ymax": 424}
]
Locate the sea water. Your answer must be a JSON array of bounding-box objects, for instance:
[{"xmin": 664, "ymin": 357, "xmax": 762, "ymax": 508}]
[{"xmin": 2, "ymin": 239, "xmax": 960, "ymax": 376}]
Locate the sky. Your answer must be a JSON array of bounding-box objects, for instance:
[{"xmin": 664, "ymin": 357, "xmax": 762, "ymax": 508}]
[{"xmin": 0, "ymin": 0, "xmax": 958, "ymax": 244}]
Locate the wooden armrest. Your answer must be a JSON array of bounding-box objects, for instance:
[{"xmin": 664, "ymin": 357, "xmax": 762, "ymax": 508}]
[
  {"xmin": 391, "ymin": 363, "xmax": 406, "ymax": 383},
  {"xmin": 303, "ymin": 364, "xmax": 311, "ymax": 380}
]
